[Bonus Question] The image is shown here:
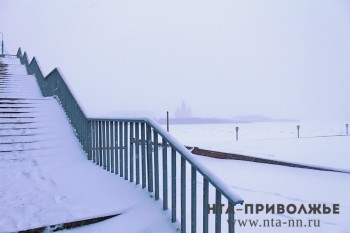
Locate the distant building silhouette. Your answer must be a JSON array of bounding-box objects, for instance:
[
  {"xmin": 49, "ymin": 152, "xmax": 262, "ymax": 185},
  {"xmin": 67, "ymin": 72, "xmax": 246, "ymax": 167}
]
[{"xmin": 174, "ymin": 101, "xmax": 192, "ymax": 119}]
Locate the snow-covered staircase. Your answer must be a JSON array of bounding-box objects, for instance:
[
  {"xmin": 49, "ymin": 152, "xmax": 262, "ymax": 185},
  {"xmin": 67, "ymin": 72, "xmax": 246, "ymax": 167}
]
[
  {"xmin": 0, "ymin": 58, "xmax": 51, "ymax": 153},
  {"xmin": 3, "ymin": 48, "xmax": 246, "ymax": 233},
  {"xmin": 0, "ymin": 56, "xmax": 176, "ymax": 232}
]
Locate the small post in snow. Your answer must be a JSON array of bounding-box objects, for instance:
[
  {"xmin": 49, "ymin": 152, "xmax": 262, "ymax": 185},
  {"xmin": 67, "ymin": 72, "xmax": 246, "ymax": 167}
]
[
  {"xmin": 167, "ymin": 111, "xmax": 169, "ymax": 132},
  {"xmin": 0, "ymin": 32, "xmax": 3, "ymax": 55},
  {"xmin": 346, "ymin": 124, "xmax": 348, "ymax": 136},
  {"xmin": 297, "ymin": 125, "xmax": 300, "ymax": 138},
  {"xmin": 235, "ymin": 126, "xmax": 239, "ymax": 141}
]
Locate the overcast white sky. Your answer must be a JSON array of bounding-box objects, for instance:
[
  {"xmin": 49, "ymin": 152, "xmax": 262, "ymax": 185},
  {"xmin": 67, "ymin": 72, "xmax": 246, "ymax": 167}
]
[{"xmin": 1, "ymin": 0, "xmax": 350, "ymax": 121}]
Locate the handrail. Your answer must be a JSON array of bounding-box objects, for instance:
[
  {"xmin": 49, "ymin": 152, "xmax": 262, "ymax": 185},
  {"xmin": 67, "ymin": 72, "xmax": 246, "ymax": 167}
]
[
  {"xmin": 17, "ymin": 48, "xmax": 243, "ymax": 233},
  {"xmin": 90, "ymin": 116, "xmax": 243, "ymax": 205}
]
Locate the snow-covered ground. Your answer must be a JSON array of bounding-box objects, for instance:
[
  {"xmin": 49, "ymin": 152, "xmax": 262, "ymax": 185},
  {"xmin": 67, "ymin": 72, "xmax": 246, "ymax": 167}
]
[
  {"xmin": 0, "ymin": 57, "xmax": 176, "ymax": 233},
  {"xmin": 198, "ymin": 156, "xmax": 350, "ymax": 233},
  {"xmin": 168, "ymin": 123, "xmax": 350, "ymax": 232},
  {"xmin": 1, "ymin": 56, "xmax": 349, "ymax": 233},
  {"xmin": 169, "ymin": 122, "xmax": 350, "ymax": 171}
]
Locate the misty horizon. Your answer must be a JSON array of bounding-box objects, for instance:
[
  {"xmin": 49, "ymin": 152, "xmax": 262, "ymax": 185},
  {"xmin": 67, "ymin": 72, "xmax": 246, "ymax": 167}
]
[{"xmin": 1, "ymin": 0, "xmax": 349, "ymax": 122}]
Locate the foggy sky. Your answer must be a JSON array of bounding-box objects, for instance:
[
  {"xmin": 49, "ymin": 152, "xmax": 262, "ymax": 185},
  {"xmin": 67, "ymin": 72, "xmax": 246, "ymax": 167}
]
[{"xmin": 1, "ymin": 0, "xmax": 350, "ymax": 121}]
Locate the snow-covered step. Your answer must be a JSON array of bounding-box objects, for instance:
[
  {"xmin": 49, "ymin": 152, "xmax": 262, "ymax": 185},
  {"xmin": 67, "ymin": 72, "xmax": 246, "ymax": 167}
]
[
  {"xmin": 0, "ymin": 61, "xmax": 42, "ymax": 98},
  {"xmin": 0, "ymin": 64, "xmax": 28, "ymax": 75}
]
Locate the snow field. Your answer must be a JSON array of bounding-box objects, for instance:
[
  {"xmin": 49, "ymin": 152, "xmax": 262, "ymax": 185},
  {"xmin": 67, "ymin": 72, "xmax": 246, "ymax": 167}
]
[
  {"xmin": 169, "ymin": 122, "xmax": 350, "ymax": 171},
  {"xmin": 166, "ymin": 123, "xmax": 350, "ymax": 232}
]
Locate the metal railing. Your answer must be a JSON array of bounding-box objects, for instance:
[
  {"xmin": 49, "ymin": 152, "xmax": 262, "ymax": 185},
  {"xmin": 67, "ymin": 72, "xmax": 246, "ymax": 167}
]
[{"xmin": 17, "ymin": 48, "xmax": 243, "ymax": 233}]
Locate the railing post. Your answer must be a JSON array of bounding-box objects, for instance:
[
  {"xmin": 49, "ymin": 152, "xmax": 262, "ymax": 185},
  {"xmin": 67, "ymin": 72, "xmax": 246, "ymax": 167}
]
[
  {"xmin": 87, "ymin": 120, "xmax": 92, "ymax": 160},
  {"xmin": 141, "ymin": 123, "xmax": 146, "ymax": 189},
  {"xmin": 91, "ymin": 121, "xmax": 96, "ymax": 162},
  {"xmin": 171, "ymin": 147, "xmax": 177, "ymax": 223},
  {"xmin": 106, "ymin": 121, "xmax": 111, "ymax": 172},
  {"xmin": 119, "ymin": 121, "xmax": 123, "ymax": 177},
  {"xmin": 215, "ymin": 190, "xmax": 222, "ymax": 233},
  {"xmin": 146, "ymin": 124, "xmax": 154, "ymax": 192},
  {"xmin": 162, "ymin": 138, "xmax": 168, "ymax": 210},
  {"xmin": 98, "ymin": 121, "xmax": 103, "ymax": 166},
  {"xmin": 110, "ymin": 121, "xmax": 115, "ymax": 174},
  {"xmin": 135, "ymin": 123, "xmax": 140, "ymax": 184},
  {"xmin": 114, "ymin": 121, "xmax": 119, "ymax": 174},
  {"xmin": 130, "ymin": 122, "xmax": 134, "ymax": 183},
  {"xmin": 124, "ymin": 122, "xmax": 129, "ymax": 180},
  {"xmin": 102, "ymin": 121, "xmax": 107, "ymax": 169},
  {"xmin": 228, "ymin": 202, "xmax": 235, "ymax": 233},
  {"xmin": 191, "ymin": 166, "xmax": 197, "ymax": 233},
  {"xmin": 181, "ymin": 156, "xmax": 186, "ymax": 233},
  {"xmin": 154, "ymin": 130, "xmax": 159, "ymax": 200},
  {"xmin": 203, "ymin": 178, "xmax": 209, "ymax": 233}
]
